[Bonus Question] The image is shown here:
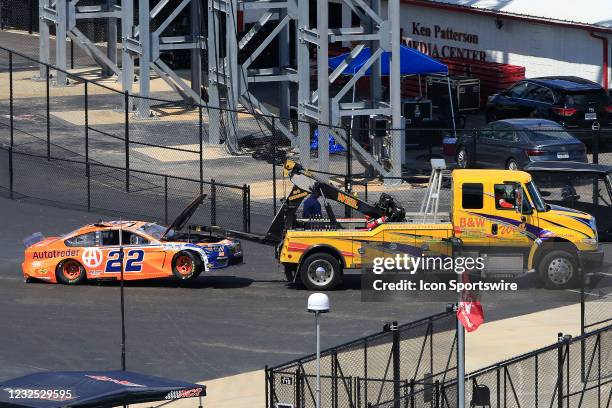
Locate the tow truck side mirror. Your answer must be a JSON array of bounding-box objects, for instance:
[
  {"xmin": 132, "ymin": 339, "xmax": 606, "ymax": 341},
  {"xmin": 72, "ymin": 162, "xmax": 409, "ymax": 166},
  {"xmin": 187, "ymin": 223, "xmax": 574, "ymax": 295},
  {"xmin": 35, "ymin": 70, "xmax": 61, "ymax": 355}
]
[{"xmin": 514, "ymin": 188, "xmax": 522, "ymax": 214}]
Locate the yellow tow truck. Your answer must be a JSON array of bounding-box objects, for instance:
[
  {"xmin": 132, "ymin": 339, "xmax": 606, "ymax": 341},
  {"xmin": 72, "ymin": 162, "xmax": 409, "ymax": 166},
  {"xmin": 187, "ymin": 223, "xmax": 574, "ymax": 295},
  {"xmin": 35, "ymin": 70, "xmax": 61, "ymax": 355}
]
[
  {"xmin": 273, "ymin": 160, "xmax": 603, "ymax": 290},
  {"xmin": 201, "ymin": 160, "xmax": 603, "ymax": 290}
]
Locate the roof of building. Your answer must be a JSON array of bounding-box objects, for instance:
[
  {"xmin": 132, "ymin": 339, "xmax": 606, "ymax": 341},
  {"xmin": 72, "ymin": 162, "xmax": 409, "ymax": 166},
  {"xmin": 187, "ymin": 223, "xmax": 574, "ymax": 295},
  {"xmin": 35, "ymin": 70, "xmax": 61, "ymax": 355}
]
[{"xmin": 407, "ymin": 0, "xmax": 612, "ymax": 30}]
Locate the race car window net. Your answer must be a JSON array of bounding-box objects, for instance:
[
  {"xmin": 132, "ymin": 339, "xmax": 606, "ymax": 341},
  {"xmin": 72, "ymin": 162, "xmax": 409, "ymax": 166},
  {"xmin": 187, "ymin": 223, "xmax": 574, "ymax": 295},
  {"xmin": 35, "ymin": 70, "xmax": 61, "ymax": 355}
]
[{"xmin": 65, "ymin": 232, "xmax": 97, "ymax": 247}]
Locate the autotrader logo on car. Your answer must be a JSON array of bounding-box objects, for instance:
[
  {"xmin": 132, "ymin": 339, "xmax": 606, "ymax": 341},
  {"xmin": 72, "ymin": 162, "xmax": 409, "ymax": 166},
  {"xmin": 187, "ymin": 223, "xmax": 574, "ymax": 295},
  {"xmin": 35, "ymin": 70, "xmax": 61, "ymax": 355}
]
[{"xmin": 82, "ymin": 248, "xmax": 103, "ymax": 268}]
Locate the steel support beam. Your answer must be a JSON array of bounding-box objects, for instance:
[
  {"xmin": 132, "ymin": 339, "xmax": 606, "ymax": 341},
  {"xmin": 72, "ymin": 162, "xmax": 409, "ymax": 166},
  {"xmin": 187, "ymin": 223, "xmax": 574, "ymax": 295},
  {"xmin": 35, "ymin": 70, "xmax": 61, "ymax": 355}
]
[
  {"xmin": 316, "ymin": 0, "xmax": 329, "ymax": 177},
  {"xmin": 294, "ymin": 0, "xmax": 401, "ymax": 176},
  {"xmin": 105, "ymin": 0, "xmax": 117, "ymax": 77},
  {"xmin": 137, "ymin": 0, "xmax": 151, "ymax": 118},
  {"xmin": 55, "ymin": 0, "xmax": 67, "ymax": 85},
  {"xmin": 208, "ymin": 0, "xmax": 300, "ymax": 152},
  {"xmin": 38, "ymin": 0, "xmax": 51, "ymax": 79}
]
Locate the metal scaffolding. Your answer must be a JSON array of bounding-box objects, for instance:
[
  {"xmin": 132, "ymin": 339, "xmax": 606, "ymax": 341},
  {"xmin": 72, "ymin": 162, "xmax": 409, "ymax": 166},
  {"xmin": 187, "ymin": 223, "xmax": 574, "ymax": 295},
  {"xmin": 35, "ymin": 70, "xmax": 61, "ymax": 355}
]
[
  {"xmin": 297, "ymin": 0, "xmax": 403, "ymax": 176},
  {"xmin": 38, "ymin": 0, "xmax": 404, "ymax": 174},
  {"xmin": 39, "ymin": 0, "xmax": 205, "ymax": 117},
  {"xmin": 207, "ymin": 0, "xmax": 297, "ymax": 149},
  {"xmin": 124, "ymin": 0, "xmax": 206, "ymax": 117},
  {"xmin": 39, "ymin": 0, "xmax": 121, "ymax": 85}
]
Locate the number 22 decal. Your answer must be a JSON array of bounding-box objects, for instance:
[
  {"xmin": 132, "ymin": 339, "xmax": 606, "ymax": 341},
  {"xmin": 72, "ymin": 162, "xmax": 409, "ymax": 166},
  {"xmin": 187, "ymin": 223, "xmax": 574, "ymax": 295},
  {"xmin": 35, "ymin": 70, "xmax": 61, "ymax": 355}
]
[{"xmin": 105, "ymin": 250, "xmax": 145, "ymax": 273}]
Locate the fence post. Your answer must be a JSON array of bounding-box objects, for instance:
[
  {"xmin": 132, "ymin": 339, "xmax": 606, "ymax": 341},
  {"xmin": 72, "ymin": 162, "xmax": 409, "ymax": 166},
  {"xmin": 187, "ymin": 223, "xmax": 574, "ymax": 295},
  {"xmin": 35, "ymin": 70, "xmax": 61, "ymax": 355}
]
[
  {"xmin": 592, "ymin": 127, "xmax": 599, "ymax": 164},
  {"xmin": 265, "ymin": 366, "xmax": 269, "ymax": 408},
  {"xmin": 46, "ymin": 64, "xmax": 50, "ymax": 160},
  {"xmin": 211, "ymin": 179, "xmax": 217, "ymax": 225},
  {"xmin": 70, "ymin": 38, "xmax": 74, "ymax": 70},
  {"xmin": 345, "ymin": 126, "xmax": 352, "ymax": 218},
  {"xmin": 86, "ymin": 162, "xmax": 91, "ymax": 211},
  {"xmin": 9, "ymin": 51, "xmax": 14, "ymax": 147},
  {"xmin": 392, "ymin": 321, "xmax": 400, "ymax": 408},
  {"xmin": 84, "ymin": 81, "xmax": 89, "ymax": 164},
  {"xmin": 248, "ymin": 185, "xmax": 251, "ymax": 232},
  {"xmin": 364, "ymin": 340, "xmax": 368, "ymax": 406},
  {"xmin": 434, "ymin": 380, "xmax": 440, "ymax": 408},
  {"xmin": 164, "ymin": 176, "xmax": 168, "ymax": 225},
  {"xmin": 408, "ymin": 379, "xmax": 414, "ymax": 408},
  {"xmin": 295, "ymin": 368, "xmax": 301, "ymax": 408},
  {"xmin": 332, "ymin": 350, "xmax": 338, "ymax": 408},
  {"xmin": 242, "ymin": 184, "xmax": 248, "ymax": 232},
  {"xmin": 9, "ymin": 146, "xmax": 14, "ymax": 200},
  {"xmin": 272, "ymin": 117, "xmax": 277, "ymax": 215},
  {"xmin": 199, "ymin": 105, "xmax": 203, "ymax": 195},
  {"xmin": 28, "ymin": 0, "xmax": 34, "ymax": 33},
  {"xmin": 124, "ymin": 91, "xmax": 130, "ymax": 192},
  {"xmin": 557, "ymin": 333, "xmax": 564, "ymax": 408}
]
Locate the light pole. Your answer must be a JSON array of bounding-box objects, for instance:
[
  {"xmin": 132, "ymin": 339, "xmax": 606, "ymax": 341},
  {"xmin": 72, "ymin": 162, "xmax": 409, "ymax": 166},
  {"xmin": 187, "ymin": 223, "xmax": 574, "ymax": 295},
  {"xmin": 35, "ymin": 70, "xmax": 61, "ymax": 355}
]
[{"xmin": 308, "ymin": 293, "xmax": 330, "ymax": 408}]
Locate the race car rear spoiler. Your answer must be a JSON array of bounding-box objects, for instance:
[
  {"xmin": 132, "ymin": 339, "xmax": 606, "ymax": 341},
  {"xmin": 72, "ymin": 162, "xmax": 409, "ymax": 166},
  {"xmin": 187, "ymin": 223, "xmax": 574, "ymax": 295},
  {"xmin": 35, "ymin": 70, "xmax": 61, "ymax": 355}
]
[{"xmin": 23, "ymin": 232, "xmax": 45, "ymax": 248}]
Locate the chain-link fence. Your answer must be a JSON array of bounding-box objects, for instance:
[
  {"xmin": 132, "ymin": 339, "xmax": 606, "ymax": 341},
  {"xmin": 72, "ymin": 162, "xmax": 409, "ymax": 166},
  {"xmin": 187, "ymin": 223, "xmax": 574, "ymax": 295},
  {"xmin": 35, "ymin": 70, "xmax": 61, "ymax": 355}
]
[
  {"xmin": 265, "ymin": 311, "xmax": 457, "ymax": 408},
  {"xmin": 372, "ymin": 324, "xmax": 612, "ymax": 408},
  {"xmin": 582, "ymin": 269, "xmax": 612, "ymax": 335},
  {"xmin": 0, "ymin": 145, "xmax": 249, "ymax": 232},
  {"xmin": 2, "ymin": 42, "xmax": 612, "ymax": 238}
]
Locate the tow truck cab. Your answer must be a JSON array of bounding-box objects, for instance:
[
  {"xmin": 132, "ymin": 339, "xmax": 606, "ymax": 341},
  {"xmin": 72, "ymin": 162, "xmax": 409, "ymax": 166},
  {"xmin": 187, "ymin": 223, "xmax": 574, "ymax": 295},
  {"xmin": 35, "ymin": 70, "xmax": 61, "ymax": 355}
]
[{"xmin": 279, "ymin": 169, "xmax": 603, "ymax": 290}]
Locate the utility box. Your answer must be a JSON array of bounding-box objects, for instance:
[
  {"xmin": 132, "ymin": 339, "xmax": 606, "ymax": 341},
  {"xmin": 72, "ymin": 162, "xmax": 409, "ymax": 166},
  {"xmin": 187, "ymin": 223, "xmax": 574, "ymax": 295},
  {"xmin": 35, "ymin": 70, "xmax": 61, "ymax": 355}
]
[
  {"xmin": 402, "ymin": 98, "xmax": 432, "ymax": 125},
  {"xmin": 426, "ymin": 76, "xmax": 480, "ymax": 112}
]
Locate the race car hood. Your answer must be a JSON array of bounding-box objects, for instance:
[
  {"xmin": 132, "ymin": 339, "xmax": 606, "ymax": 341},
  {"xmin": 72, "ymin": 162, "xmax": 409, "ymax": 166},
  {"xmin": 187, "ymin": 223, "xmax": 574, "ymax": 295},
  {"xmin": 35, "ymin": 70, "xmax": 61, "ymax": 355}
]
[{"xmin": 162, "ymin": 193, "xmax": 207, "ymax": 240}]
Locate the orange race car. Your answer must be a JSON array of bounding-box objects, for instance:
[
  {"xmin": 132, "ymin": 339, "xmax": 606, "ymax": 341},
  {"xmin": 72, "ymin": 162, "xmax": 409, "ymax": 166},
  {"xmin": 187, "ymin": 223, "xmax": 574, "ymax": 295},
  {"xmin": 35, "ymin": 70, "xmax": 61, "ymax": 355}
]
[{"xmin": 22, "ymin": 195, "xmax": 242, "ymax": 284}]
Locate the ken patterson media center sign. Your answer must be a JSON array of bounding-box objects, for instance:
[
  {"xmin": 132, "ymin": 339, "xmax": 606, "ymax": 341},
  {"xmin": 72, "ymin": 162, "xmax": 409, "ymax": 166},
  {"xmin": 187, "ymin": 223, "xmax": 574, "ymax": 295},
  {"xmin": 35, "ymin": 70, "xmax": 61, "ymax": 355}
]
[{"xmin": 402, "ymin": 22, "xmax": 487, "ymax": 61}]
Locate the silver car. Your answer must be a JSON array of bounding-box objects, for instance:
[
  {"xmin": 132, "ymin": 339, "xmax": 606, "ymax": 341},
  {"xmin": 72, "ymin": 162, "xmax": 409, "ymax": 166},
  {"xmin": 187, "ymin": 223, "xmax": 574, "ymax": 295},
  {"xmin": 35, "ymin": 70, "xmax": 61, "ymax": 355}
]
[{"xmin": 455, "ymin": 119, "xmax": 587, "ymax": 170}]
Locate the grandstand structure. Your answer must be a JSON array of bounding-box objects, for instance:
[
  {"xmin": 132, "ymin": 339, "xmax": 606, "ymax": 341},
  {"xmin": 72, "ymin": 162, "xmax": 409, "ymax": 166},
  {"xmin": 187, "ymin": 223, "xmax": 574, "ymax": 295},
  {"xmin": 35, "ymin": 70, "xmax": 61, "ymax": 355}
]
[{"xmin": 37, "ymin": 0, "xmax": 403, "ymax": 176}]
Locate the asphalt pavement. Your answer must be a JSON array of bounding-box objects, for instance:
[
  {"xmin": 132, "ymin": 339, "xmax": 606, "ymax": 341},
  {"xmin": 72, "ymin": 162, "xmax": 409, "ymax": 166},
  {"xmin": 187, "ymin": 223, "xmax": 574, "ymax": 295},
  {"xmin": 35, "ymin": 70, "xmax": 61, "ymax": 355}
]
[{"xmin": 0, "ymin": 194, "xmax": 601, "ymax": 383}]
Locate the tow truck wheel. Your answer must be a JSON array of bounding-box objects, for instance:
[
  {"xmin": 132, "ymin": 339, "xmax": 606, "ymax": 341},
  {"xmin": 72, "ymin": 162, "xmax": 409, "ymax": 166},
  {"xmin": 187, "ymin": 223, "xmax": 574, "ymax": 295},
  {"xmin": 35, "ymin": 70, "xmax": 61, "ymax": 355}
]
[
  {"xmin": 56, "ymin": 259, "xmax": 86, "ymax": 285},
  {"xmin": 300, "ymin": 253, "xmax": 341, "ymax": 291},
  {"xmin": 538, "ymin": 250, "xmax": 578, "ymax": 289},
  {"xmin": 172, "ymin": 251, "xmax": 202, "ymax": 281}
]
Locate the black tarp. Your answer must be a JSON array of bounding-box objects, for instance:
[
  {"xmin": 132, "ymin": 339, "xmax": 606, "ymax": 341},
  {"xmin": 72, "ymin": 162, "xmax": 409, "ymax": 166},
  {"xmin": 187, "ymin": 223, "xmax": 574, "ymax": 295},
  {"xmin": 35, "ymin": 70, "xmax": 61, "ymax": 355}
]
[{"xmin": 0, "ymin": 370, "xmax": 205, "ymax": 408}]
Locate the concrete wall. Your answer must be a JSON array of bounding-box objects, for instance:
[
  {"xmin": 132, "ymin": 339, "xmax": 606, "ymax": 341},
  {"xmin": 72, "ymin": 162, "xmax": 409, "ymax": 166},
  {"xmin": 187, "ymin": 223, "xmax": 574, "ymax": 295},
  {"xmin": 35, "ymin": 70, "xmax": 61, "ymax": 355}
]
[{"xmin": 394, "ymin": 3, "xmax": 612, "ymax": 88}]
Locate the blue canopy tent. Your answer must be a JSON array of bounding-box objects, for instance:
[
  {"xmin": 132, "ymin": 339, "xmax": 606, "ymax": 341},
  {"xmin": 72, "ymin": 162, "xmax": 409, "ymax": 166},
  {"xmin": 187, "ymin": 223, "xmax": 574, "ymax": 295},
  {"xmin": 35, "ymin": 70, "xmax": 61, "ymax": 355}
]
[
  {"xmin": 0, "ymin": 370, "xmax": 205, "ymax": 407},
  {"xmin": 328, "ymin": 45, "xmax": 456, "ymax": 134},
  {"xmin": 328, "ymin": 45, "xmax": 448, "ymax": 76}
]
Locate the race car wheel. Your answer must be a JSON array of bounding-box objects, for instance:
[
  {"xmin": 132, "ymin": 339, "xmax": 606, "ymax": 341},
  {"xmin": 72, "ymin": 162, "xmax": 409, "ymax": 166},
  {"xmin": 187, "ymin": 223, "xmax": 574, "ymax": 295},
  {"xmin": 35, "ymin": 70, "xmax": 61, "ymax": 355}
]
[
  {"xmin": 299, "ymin": 252, "xmax": 341, "ymax": 291},
  {"xmin": 172, "ymin": 251, "xmax": 202, "ymax": 281},
  {"xmin": 538, "ymin": 250, "xmax": 579, "ymax": 290},
  {"xmin": 56, "ymin": 259, "xmax": 86, "ymax": 285}
]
